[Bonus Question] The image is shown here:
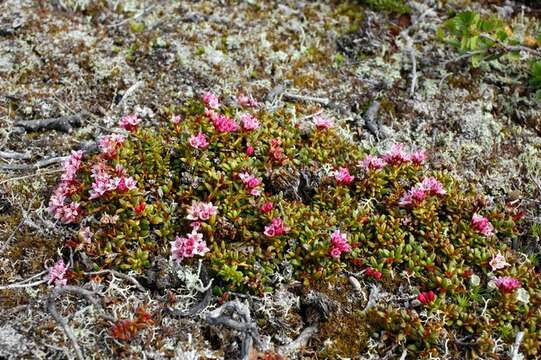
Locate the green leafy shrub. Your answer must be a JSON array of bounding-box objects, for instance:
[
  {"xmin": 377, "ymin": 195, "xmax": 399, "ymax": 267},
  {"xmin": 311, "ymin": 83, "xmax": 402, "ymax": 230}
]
[
  {"xmin": 50, "ymin": 93, "xmax": 541, "ymax": 357},
  {"xmin": 360, "ymin": 0, "xmax": 410, "ymax": 14},
  {"xmin": 529, "ymin": 60, "xmax": 541, "ymax": 99}
]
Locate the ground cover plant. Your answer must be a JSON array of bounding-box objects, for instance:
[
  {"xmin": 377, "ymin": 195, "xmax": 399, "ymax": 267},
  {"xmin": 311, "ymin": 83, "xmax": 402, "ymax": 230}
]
[{"xmin": 45, "ymin": 92, "xmax": 541, "ymax": 357}]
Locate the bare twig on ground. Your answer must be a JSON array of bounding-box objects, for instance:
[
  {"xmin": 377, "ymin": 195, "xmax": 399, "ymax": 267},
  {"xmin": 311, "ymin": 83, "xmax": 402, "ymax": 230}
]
[
  {"xmin": 14, "ymin": 114, "xmax": 85, "ymax": 133},
  {"xmin": 363, "ymin": 101, "xmax": 381, "ymax": 139},
  {"xmin": 0, "ymin": 279, "xmax": 47, "ymax": 290},
  {"xmin": 283, "ymin": 92, "xmax": 330, "ymax": 105},
  {"xmin": 278, "ymin": 325, "xmax": 318, "ymax": 357},
  {"xmin": 0, "ymin": 156, "xmax": 67, "ymax": 171},
  {"xmin": 206, "ymin": 300, "xmax": 262, "ymax": 360},
  {"xmin": 0, "ymin": 150, "xmax": 32, "ymax": 160}
]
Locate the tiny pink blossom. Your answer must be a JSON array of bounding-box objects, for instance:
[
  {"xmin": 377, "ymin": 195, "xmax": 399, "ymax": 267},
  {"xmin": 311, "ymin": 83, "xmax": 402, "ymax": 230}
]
[
  {"xmin": 99, "ymin": 134, "xmax": 126, "ymax": 158},
  {"xmin": 246, "ymin": 145, "xmax": 255, "ymax": 156},
  {"xmin": 494, "ymin": 276, "xmax": 520, "ymax": 293},
  {"xmin": 260, "ymin": 202, "xmax": 273, "ymax": 213},
  {"xmin": 171, "ymin": 114, "xmax": 182, "ymax": 124},
  {"xmin": 212, "ymin": 114, "xmax": 238, "ymax": 133},
  {"xmin": 239, "ymin": 172, "xmax": 263, "ymax": 196},
  {"xmin": 264, "ymin": 218, "xmax": 288, "ymax": 237},
  {"xmin": 115, "ymin": 164, "xmax": 127, "ymax": 176},
  {"xmin": 360, "ymin": 155, "xmax": 386, "ymax": 171},
  {"xmin": 313, "ymin": 115, "xmax": 334, "ymax": 129},
  {"xmin": 189, "ymin": 132, "xmax": 209, "ymax": 149},
  {"xmin": 420, "ymin": 177, "xmax": 446, "ymax": 196},
  {"xmin": 47, "ymin": 259, "xmax": 69, "ymax": 287},
  {"xmin": 79, "ymin": 226, "xmax": 93, "ymax": 243},
  {"xmin": 329, "ymin": 229, "xmax": 351, "ymax": 257},
  {"xmin": 202, "ymin": 91, "xmax": 220, "ymax": 109},
  {"xmin": 187, "ymin": 201, "xmax": 218, "ymax": 221},
  {"xmin": 171, "ymin": 230, "xmax": 209, "ymax": 262},
  {"xmin": 240, "ymin": 113, "xmax": 260, "ymax": 131},
  {"xmin": 472, "ymin": 213, "xmax": 495, "ymax": 237},
  {"xmin": 60, "ymin": 150, "xmax": 84, "ymax": 183},
  {"xmin": 411, "ymin": 150, "xmax": 427, "ymax": 165},
  {"xmin": 115, "ymin": 176, "xmax": 137, "ymax": 192},
  {"xmin": 489, "ymin": 253, "xmax": 510, "ymax": 271},
  {"xmin": 383, "ymin": 144, "xmax": 411, "ymax": 165},
  {"xmin": 118, "ymin": 114, "xmax": 141, "ymax": 132},
  {"xmin": 237, "ymin": 93, "xmax": 259, "ymax": 108},
  {"xmin": 335, "ymin": 167, "xmax": 354, "ymax": 185}
]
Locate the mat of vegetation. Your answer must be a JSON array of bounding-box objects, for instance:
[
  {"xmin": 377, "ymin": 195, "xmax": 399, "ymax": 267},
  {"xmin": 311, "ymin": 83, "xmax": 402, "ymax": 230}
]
[{"xmin": 1, "ymin": 0, "xmax": 540, "ymax": 359}]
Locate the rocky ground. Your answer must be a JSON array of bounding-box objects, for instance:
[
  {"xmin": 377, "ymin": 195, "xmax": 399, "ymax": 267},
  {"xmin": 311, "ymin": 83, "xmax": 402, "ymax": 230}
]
[{"xmin": 1, "ymin": 0, "xmax": 540, "ymax": 359}]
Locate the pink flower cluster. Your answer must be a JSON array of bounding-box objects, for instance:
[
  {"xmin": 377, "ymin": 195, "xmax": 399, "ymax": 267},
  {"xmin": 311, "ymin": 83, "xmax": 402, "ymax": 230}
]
[
  {"xmin": 399, "ymin": 176, "xmax": 446, "ymax": 207},
  {"xmin": 260, "ymin": 202, "xmax": 273, "ymax": 213},
  {"xmin": 240, "ymin": 113, "xmax": 260, "ymax": 131},
  {"xmin": 189, "ymin": 132, "xmax": 209, "ymax": 149},
  {"xmin": 99, "ymin": 134, "xmax": 126, "ymax": 158},
  {"xmin": 47, "ymin": 259, "xmax": 69, "ymax": 287},
  {"xmin": 237, "ymin": 93, "xmax": 259, "ymax": 108},
  {"xmin": 418, "ymin": 290, "xmax": 436, "ymax": 305},
  {"xmin": 383, "ymin": 144, "xmax": 426, "ymax": 166},
  {"xmin": 472, "ymin": 213, "xmax": 495, "ymax": 237},
  {"xmin": 360, "ymin": 155, "xmax": 386, "ymax": 171},
  {"xmin": 207, "ymin": 111, "xmax": 239, "ymax": 133},
  {"xmin": 170, "ymin": 230, "xmax": 209, "ymax": 262},
  {"xmin": 89, "ymin": 163, "xmax": 137, "ymax": 199},
  {"xmin": 494, "ymin": 276, "xmax": 520, "ymax": 293},
  {"xmin": 187, "ymin": 201, "xmax": 217, "ymax": 221},
  {"xmin": 313, "ymin": 115, "xmax": 334, "ymax": 129},
  {"xmin": 202, "ymin": 91, "xmax": 220, "ymax": 109},
  {"xmin": 329, "ymin": 230, "xmax": 351, "ymax": 257},
  {"xmin": 119, "ymin": 114, "xmax": 141, "ymax": 132},
  {"xmin": 264, "ymin": 218, "xmax": 289, "ymax": 237},
  {"xmin": 365, "ymin": 268, "xmax": 382, "ymax": 280},
  {"xmin": 48, "ymin": 151, "xmax": 84, "ymax": 223},
  {"xmin": 239, "ymin": 172, "xmax": 263, "ymax": 196},
  {"xmin": 335, "ymin": 167, "xmax": 354, "ymax": 185},
  {"xmin": 171, "ymin": 114, "xmax": 182, "ymax": 124},
  {"xmin": 489, "ymin": 253, "xmax": 510, "ymax": 271}
]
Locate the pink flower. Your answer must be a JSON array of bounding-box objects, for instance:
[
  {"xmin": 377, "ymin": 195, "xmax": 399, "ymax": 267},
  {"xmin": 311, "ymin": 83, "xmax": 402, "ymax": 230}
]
[
  {"xmin": 115, "ymin": 164, "xmax": 127, "ymax": 176},
  {"xmin": 418, "ymin": 291, "xmax": 436, "ymax": 305},
  {"xmin": 187, "ymin": 201, "xmax": 218, "ymax": 221},
  {"xmin": 260, "ymin": 202, "xmax": 273, "ymax": 213},
  {"xmin": 237, "ymin": 93, "xmax": 259, "ymax": 108},
  {"xmin": 240, "ymin": 113, "xmax": 260, "ymax": 131},
  {"xmin": 171, "ymin": 230, "xmax": 209, "ymax": 262},
  {"xmin": 360, "ymin": 155, "xmax": 386, "ymax": 171},
  {"xmin": 366, "ymin": 268, "xmax": 382, "ymax": 280},
  {"xmin": 115, "ymin": 176, "xmax": 137, "ymax": 192},
  {"xmin": 269, "ymin": 138, "xmax": 286, "ymax": 163},
  {"xmin": 171, "ymin": 114, "xmax": 182, "ymax": 124},
  {"xmin": 411, "ymin": 149, "xmax": 426, "ymax": 165},
  {"xmin": 489, "ymin": 253, "xmax": 510, "ymax": 271},
  {"xmin": 60, "ymin": 150, "xmax": 84, "ymax": 183},
  {"xmin": 264, "ymin": 218, "xmax": 288, "ymax": 237},
  {"xmin": 329, "ymin": 230, "xmax": 351, "ymax": 257},
  {"xmin": 202, "ymin": 91, "xmax": 220, "ymax": 109},
  {"xmin": 246, "ymin": 145, "xmax": 255, "ymax": 156},
  {"xmin": 239, "ymin": 172, "xmax": 263, "ymax": 196},
  {"xmin": 79, "ymin": 226, "xmax": 93, "ymax": 243},
  {"xmin": 313, "ymin": 115, "xmax": 334, "ymax": 129},
  {"xmin": 383, "ymin": 144, "xmax": 411, "ymax": 165},
  {"xmin": 212, "ymin": 114, "xmax": 238, "ymax": 133},
  {"xmin": 118, "ymin": 114, "xmax": 141, "ymax": 132},
  {"xmin": 47, "ymin": 259, "xmax": 69, "ymax": 287},
  {"xmin": 135, "ymin": 202, "xmax": 146, "ymax": 215},
  {"xmin": 420, "ymin": 177, "xmax": 446, "ymax": 196},
  {"xmin": 99, "ymin": 134, "xmax": 126, "ymax": 158},
  {"xmin": 335, "ymin": 167, "xmax": 354, "ymax": 185},
  {"xmin": 189, "ymin": 132, "xmax": 209, "ymax": 149},
  {"xmin": 89, "ymin": 166, "xmax": 116, "ymax": 199},
  {"xmin": 472, "ymin": 213, "xmax": 495, "ymax": 237},
  {"xmin": 494, "ymin": 276, "xmax": 520, "ymax": 293}
]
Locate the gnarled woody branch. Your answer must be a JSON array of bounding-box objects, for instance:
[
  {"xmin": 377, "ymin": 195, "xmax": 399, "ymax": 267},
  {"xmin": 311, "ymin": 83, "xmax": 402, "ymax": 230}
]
[{"xmin": 14, "ymin": 113, "xmax": 85, "ymax": 133}]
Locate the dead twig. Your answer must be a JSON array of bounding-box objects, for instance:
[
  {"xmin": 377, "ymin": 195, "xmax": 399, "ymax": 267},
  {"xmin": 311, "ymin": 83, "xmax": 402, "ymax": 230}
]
[
  {"xmin": 278, "ymin": 325, "xmax": 318, "ymax": 357},
  {"xmin": 363, "ymin": 101, "xmax": 381, "ymax": 139},
  {"xmin": 14, "ymin": 113, "xmax": 85, "ymax": 133},
  {"xmin": 206, "ymin": 300, "xmax": 262, "ymax": 360},
  {"xmin": 0, "ymin": 150, "xmax": 32, "ymax": 160},
  {"xmin": 0, "ymin": 156, "xmax": 67, "ymax": 171},
  {"xmin": 283, "ymin": 92, "xmax": 330, "ymax": 106},
  {"xmin": 510, "ymin": 331, "xmax": 525, "ymax": 360}
]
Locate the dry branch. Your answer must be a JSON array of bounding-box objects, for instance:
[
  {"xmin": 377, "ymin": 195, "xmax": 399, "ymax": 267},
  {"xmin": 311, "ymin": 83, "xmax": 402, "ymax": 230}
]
[
  {"xmin": 278, "ymin": 325, "xmax": 318, "ymax": 357},
  {"xmin": 283, "ymin": 92, "xmax": 330, "ymax": 105},
  {"xmin": 0, "ymin": 156, "xmax": 67, "ymax": 171},
  {"xmin": 14, "ymin": 113, "xmax": 85, "ymax": 133},
  {"xmin": 84, "ymin": 270, "xmax": 146, "ymax": 292}
]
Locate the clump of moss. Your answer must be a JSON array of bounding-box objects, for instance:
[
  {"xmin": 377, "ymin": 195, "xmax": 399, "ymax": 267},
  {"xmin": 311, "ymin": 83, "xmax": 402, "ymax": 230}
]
[{"xmin": 49, "ymin": 93, "xmax": 541, "ymax": 357}]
